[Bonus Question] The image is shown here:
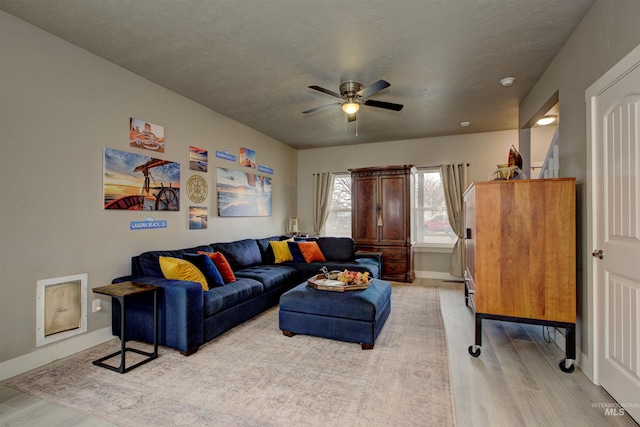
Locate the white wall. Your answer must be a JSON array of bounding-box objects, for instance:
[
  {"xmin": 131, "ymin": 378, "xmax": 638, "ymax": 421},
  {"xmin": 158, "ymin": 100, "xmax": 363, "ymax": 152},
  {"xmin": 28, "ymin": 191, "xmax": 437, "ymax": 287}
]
[
  {"xmin": 0, "ymin": 12, "xmax": 297, "ymax": 368},
  {"xmin": 296, "ymin": 130, "xmax": 518, "ymax": 276},
  {"xmin": 518, "ymin": 0, "xmax": 640, "ymax": 378},
  {"xmin": 529, "ymin": 125, "xmax": 557, "ymax": 178}
]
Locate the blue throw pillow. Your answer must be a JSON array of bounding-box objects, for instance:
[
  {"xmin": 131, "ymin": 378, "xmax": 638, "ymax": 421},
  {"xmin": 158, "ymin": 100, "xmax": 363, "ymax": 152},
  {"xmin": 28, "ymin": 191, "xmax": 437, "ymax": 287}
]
[
  {"xmin": 183, "ymin": 253, "xmax": 225, "ymax": 288},
  {"xmin": 287, "ymin": 242, "xmax": 306, "ymax": 263}
]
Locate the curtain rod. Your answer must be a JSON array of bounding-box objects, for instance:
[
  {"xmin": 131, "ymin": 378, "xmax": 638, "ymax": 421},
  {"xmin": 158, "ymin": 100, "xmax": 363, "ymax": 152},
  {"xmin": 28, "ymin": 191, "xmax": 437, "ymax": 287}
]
[
  {"xmin": 416, "ymin": 163, "xmax": 470, "ymax": 169},
  {"xmin": 333, "ymin": 163, "xmax": 470, "ymax": 174}
]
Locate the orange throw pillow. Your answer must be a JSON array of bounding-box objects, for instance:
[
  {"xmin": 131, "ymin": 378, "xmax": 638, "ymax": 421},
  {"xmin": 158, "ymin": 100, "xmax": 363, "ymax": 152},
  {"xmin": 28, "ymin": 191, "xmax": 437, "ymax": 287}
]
[
  {"xmin": 298, "ymin": 241, "xmax": 326, "ymax": 263},
  {"xmin": 199, "ymin": 251, "xmax": 236, "ymax": 283}
]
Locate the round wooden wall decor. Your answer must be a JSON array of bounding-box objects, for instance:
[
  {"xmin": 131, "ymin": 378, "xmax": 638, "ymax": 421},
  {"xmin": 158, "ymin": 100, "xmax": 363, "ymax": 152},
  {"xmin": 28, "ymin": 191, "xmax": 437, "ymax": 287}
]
[{"xmin": 187, "ymin": 175, "xmax": 207, "ymax": 203}]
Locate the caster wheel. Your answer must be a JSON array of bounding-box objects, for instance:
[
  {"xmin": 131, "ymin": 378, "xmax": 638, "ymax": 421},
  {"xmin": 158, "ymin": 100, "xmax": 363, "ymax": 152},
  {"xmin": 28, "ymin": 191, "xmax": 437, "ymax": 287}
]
[
  {"xmin": 465, "ymin": 297, "xmax": 469, "ymax": 307},
  {"xmin": 559, "ymin": 360, "xmax": 575, "ymax": 373},
  {"xmin": 468, "ymin": 345, "xmax": 481, "ymax": 357}
]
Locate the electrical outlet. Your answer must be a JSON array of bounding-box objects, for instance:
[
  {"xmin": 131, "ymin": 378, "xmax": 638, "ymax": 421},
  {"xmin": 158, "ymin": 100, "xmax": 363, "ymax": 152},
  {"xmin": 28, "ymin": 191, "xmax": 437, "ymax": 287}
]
[{"xmin": 92, "ymin": 299, "xmax": 102, "ymax": 313}]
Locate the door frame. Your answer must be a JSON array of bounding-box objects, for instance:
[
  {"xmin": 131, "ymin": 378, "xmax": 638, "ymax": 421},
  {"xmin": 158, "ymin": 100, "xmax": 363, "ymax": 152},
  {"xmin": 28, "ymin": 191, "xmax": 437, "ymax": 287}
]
[{"xmin": 585, "ymin": 42, "xmax": 640, "ymax": 384}]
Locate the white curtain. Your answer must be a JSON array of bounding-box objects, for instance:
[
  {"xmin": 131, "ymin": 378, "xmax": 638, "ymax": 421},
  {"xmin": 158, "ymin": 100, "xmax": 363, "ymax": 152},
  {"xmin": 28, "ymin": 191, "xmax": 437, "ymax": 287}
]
[
  {"xmin": 440, "ymin": 163, "xmax": 469, "ymax": 277},
  {"xmin": 313, "ymin": 172, "xmax": 334, "ymax": 236}
]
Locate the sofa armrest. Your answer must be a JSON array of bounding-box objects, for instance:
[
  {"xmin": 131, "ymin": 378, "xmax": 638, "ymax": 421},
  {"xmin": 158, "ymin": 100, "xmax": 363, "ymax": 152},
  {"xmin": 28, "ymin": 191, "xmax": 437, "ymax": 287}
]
[
  {"xmin": 112, "ymin": 275, "xmax": 137, "ymax": 284},
  {"xmin": 355, "ymin": 251, "xmax": 383, "ymax": 276},
  {"xmin": 110, "ymin": 276, "xmax": 204, "ymax": 354}
]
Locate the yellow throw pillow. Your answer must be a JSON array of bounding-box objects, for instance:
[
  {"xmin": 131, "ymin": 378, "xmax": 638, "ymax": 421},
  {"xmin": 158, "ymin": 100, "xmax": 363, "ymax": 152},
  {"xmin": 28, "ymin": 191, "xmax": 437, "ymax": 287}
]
[
  {"xmin": 269, "ymin": 240, "xmax": 293, "ymax": 264},
  {"xmin": 159, "ymin": 256, "xmax": 209, "ymax": 291}
]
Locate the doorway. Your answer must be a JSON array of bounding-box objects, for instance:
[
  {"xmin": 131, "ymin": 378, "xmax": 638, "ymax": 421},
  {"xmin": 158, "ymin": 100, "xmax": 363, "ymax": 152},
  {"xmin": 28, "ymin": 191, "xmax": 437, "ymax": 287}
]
[{"xmin": 586, "ymin": 43, "xmax": 640, "ymax": 424}]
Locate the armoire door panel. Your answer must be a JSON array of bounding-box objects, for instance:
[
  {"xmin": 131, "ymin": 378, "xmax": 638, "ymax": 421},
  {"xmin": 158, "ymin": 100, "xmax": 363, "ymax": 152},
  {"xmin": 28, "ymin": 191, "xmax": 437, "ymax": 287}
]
[
  {"xmin": 352, "ymin": 176, "xmax": 378, "ymax": 243},
  {"xmin": 380, "ymin": 176, "xmax": 407, "ymax": 242}
]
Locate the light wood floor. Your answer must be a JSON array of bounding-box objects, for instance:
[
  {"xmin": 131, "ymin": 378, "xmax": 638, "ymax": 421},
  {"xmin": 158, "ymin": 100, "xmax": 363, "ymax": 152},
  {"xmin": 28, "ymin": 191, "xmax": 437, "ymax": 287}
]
[
  {"xmin": 437, "ymin": 280, "xmax": 638, "ymax": 427},
  {"xmin": 1, "ymin": 280, "xmax": 637, "ymax": 426}
]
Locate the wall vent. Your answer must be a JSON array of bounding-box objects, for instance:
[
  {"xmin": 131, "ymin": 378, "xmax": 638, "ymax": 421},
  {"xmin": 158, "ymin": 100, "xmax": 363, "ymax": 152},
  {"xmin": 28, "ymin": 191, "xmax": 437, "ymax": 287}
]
[{"xmin": 36, "ymin": 273, "xmax": 87, "ymax": 347}]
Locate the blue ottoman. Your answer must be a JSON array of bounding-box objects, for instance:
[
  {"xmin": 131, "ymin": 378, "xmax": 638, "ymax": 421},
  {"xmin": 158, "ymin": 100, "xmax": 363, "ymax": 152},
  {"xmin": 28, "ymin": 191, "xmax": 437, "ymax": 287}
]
[{"xmin": 279, "ymin": 279, "xmax": 392, "ymax": 349}]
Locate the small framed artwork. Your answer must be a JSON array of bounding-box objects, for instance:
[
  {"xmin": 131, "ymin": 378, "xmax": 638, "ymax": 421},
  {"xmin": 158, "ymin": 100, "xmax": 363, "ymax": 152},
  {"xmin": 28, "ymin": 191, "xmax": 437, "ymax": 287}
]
[
  {"xmin": 239, "ymin": 147, "xmax": 256, "ymax": 168},
  {"xmin": 189, "ymin": 146, "xmax": 208, "ymax": 172},
  {"xmin": 189, "ymin": 206, "xmax": 208, "ymax": 229},
  {"xmin": 129, "ymin": 118, "xmax": 165, "ymax": 152}
]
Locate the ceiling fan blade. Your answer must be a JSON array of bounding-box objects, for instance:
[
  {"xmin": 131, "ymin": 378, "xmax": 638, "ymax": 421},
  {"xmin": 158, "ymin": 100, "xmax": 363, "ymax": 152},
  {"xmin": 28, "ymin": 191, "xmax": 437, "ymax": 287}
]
[
  {"xmin": 302, "ymin": 103, "xmax": 340, "ymax": 114},
  {"xmin": 309, "ymin": 85, "xmax": 342, "ymax": 99},
  {"xmin": 347, "ymin": 113, "xmax": 357, "ymax": 123},
  {"xmin": 364, "ymin": 99, "xmax": 404, "ymax": 111},
  {"xmin": 357, "ymin": 79, "xmax": 391, "ymax": 98}
]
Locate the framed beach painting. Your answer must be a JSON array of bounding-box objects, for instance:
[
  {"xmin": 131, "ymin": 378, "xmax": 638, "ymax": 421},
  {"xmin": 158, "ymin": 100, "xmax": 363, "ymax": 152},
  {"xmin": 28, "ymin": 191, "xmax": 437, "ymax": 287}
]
[
  {"xmin": 189, "ymin": 206, "xmax": 208, "ymax": 229},
  {"xmin": 189, "ymin": 146, "xmax": 208, "ymax": 172},
  {"xmin": 103, "ymin": 148, "xmax": 180, "ymax": 211},
  {"xmin": 216, "ymin": 167, "xmax": 272, "ymax": 217},
  {"xmin": 239, "ymin": 147, "xmax": 256, "ymax": 168}
]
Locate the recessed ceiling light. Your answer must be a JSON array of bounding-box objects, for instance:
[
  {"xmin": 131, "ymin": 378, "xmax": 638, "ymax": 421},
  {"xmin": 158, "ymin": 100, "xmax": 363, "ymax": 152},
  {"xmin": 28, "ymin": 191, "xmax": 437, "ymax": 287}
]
[
  {"xmin": 500, "ymin": 77, "xmax": 515, "ymax": 87},
  {"xmin": 460, "ymin": 121, "xmax": 470, "ymax": 127},
  {"xmin": 536, "ymin": 115, "xmax": 557, "ymax": 126}
]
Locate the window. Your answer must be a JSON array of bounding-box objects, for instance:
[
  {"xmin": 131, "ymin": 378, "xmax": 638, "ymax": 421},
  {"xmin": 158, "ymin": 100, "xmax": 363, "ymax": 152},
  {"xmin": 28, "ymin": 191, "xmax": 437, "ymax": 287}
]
[
  {"xmin": 324, "ymin": 174, "xmax": 351, "ymax": 237},
  {"xmin": 414, "ymin": 169, "xmax": 455, "ymax": 247}
]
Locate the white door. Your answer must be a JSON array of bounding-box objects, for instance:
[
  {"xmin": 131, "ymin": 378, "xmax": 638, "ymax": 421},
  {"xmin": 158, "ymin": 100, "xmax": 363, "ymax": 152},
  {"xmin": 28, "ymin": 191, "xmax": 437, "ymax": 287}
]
[{"xmin": 588, "ymin": 44, "xmax": 640, "ymax": 423}]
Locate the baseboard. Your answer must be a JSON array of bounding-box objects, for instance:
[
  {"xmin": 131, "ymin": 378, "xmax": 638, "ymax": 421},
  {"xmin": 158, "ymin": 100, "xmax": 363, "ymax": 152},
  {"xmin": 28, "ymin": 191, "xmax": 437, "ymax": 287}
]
[
  {"xmin": 577, "ymin": 349, "xmax": 595, "ymax": 383},
  {"xmin": 0, "ymin": 327, "xmax": 113, "ymax": 381},
  {"xmin": 414, "ymin": 270, "xmax": 463, "ymax": 282},
  {"xmin": 554, "ymin": 327, "xmax": 566, "ymax": 352}
]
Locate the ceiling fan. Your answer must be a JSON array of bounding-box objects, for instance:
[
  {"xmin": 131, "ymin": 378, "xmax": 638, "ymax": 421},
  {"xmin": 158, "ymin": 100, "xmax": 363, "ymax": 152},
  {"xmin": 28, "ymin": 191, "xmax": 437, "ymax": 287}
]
[{"xmin": 303, "ymin": 79, "xmax": 403, "ymax": 122}]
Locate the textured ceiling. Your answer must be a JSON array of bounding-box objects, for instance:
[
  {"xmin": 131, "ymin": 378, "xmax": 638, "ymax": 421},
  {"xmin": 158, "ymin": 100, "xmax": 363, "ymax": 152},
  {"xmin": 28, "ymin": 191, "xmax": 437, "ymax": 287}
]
[{"xmin": 0, "ymin": 0, "xmax": 594, "ymax": 149}]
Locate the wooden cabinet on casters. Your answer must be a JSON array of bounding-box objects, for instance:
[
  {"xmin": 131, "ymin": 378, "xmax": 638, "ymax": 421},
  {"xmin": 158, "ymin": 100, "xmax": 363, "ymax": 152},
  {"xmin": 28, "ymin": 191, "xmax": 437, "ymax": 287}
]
[{"xmin": 464, "ymin": 178, "xmax": 577, "ymax": 372}]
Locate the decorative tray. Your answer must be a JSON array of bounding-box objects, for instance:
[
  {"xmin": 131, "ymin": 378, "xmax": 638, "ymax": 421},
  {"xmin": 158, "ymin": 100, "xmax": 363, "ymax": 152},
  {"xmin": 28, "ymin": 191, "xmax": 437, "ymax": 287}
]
[{"xmin": 307, "ymin": 274, "xmax": 371, "ymax": 292}]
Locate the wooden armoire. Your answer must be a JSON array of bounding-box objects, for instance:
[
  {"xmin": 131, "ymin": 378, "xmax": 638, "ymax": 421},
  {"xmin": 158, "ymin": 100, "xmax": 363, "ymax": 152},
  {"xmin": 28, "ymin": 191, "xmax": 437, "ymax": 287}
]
[{"xmin": 349, "ymin": 165, "xmax": 416, "ymax": 282}]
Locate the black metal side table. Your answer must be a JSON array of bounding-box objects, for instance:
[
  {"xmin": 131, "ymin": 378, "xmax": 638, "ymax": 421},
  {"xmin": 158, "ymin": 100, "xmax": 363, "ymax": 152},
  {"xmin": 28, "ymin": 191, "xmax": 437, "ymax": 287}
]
[{"xmin": 92, "ymin": 281, "xmax": 159, "ymax": 373}]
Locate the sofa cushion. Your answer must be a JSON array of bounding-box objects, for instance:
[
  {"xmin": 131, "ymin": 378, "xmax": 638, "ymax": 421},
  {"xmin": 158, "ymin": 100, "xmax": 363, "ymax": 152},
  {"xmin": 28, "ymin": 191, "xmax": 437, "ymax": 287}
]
[
  {"xmin": 213, "ymin": 239, "xmax": 262, "ymax": 270},
  {"xmin": 183, "ymin": 253, "xmax": 225, "ymax": 288},
  {"xmin": 137, "ymin": 245, "xmax": 213, "ymax": 277},
  {"xmin": 159, "ymin": 256, "xmax": 209, "ymax": 291},
  {"xmin": 270, "ymin": 240, "xmax": 293, "ymax": 263},
  {"xmin": 298, "ymin": 241, "xmax": 326, "ymax": 263},
  {"xmin": 234, "ymin": 265, "xmax": 298, "ymax": 291},
  {"xmin": 316, "ymin": 237, "xmax": 354, "ymax": 262},
  {"xmin": 200, "ymin": 252, "xmax": 236, "ymax": 283},
  {"xmin": 255, "ymin": 236, "xmax": 280, "ymax": 264},
  {"xmin": 203, "ymin": 278, "xmax": 264, "ymax": 317}
]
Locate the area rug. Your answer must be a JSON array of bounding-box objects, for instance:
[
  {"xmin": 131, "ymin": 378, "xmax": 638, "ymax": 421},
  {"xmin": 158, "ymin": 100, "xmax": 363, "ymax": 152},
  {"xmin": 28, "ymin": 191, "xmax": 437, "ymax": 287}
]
[{"xmin": 6, "ymin": 284, "xmax": 455, "ymax": 426}]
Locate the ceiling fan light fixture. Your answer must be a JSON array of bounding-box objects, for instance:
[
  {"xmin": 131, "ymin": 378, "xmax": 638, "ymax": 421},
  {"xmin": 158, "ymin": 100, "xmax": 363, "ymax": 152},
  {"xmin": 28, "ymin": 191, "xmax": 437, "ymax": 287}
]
[{"xmin": 342, "ymin": 101, "xmax": 360, "ymax": 115}]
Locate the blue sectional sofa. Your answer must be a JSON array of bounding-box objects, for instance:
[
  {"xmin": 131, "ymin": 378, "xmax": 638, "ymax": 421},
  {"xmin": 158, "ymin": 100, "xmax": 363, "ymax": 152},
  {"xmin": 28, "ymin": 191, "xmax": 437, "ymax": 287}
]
[{"xmin": 111, "ymin": 236, "xmax": 381, "ymax": 355}]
